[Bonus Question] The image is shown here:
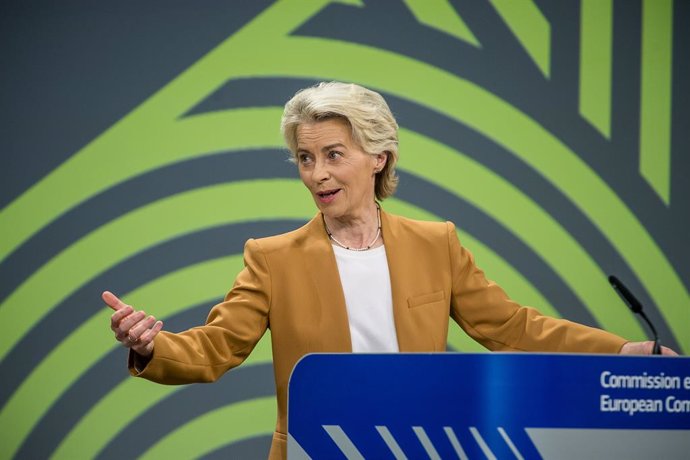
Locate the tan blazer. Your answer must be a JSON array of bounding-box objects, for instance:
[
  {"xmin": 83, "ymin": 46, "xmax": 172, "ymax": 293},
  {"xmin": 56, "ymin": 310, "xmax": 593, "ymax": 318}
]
[{"xmin": 132, "ymin": 210, "xmax": 625, "ymax": 459}]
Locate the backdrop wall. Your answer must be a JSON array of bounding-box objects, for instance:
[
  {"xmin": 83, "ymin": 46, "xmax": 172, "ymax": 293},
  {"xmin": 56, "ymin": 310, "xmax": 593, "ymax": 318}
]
[{"xmin": 1, "ymin": 0, "xmax": 688, "ymax": 458}]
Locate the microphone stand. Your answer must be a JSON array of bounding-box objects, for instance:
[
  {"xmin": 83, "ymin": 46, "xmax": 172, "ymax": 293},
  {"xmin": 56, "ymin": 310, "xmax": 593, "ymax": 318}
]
[{"xmin": 608, "ymin": 275, "xmax": 661, "ymax": 355}]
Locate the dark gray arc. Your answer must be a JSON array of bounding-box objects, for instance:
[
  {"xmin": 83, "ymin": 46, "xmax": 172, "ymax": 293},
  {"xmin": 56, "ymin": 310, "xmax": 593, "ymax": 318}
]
[
  {"xmin": 0, "ymin": 220, "xmax": 303, "ymax": 409},
  {"xmin": 185, "ymin": 77, "xmax": 317, "ymax": 117},
  {"xmin": 16, "ymin": 301, "xmax": 276, "ymax": 460},
  {"xmin": 0, "ymin": 150, "xmax": 297, "ymax": 304},
  {"xmin": 99, "ymin": 363, "xmax": 276, "ymax": 460},
  {"xmin": 199, "ymin": 435, "xmax": 273, "ymax": 460},
  {"xmin": 96, "ymin": 365, "xmax": 276, "ymax": 460},
  {"xmin": 293, "ymin": 0, "xmax": 690, "ymax": 286}
]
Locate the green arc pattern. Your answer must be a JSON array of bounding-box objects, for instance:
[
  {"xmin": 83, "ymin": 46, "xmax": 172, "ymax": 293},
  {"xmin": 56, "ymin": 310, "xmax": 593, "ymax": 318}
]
[
  {"xmin": 51, "ymin": 365, "xmax": 274, "ymax": 460},
  {"xmin": 52, "ymin": 378, "xmax": 181, "ymax": 460},
  {"xmin": 140, "ymin": 397, "xmax": 276, "ymax": 460},
  {"xmin": 0, "ymin": 108, "xmax": 286, "ymax": 263}
]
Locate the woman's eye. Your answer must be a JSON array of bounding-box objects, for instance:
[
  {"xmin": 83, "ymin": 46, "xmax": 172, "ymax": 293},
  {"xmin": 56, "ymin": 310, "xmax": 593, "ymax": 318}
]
[
  {"xmin": 328, "ymin": 150, "xmax": 342, "ymax": 159},
  {"xmin": 298, "ymin": 154, "xmax": 312, "ymax": 164}
]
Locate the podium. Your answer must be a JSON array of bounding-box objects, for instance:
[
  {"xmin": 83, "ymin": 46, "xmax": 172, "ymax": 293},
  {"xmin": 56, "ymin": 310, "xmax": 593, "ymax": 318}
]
[{"xmin": 287, "ymin": 353, "xmax": 690, "ymax": 459}]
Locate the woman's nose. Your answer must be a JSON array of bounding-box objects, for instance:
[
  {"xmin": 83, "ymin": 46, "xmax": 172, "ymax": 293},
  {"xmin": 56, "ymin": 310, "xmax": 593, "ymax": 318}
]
[{"xmin": 313, "ymin": 160, "xmax": 330, "ymax": 182}]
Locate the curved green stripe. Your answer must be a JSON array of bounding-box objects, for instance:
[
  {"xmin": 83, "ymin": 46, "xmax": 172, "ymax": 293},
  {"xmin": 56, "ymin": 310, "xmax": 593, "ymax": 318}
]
[
  {"xmin": 1, "ymin": 255, "xmax": 273, "ymax": 460},
  {"xmin": 54, "ymin": 366, "xmax": 274, "ymax": 460},
  {"xmin": 51, "ymin": 379, "xmax": 179, "ymax": 460},
  {"xmin": 398, "ymin": 129, "xmax": 643, "ymax": 338},
  {"xmin": 140, "ymin": 397, "xmax": 275, "ymax": 460},
  {"xmin": 403, "ymin": 0, "xmax": 480, "ymax": 46},
  {"xmin": 0, "ymin": 179, "xmax": 310, "ymax": 361},
  {"xmin": 489, "ymin": 0, "xmax": 550, "ymax": 77},
  {"xmin": 640, "ymin": 0, "xmax": 673, "ymax": 204},
  {"xmin": 333, "ymin": 0, "xmax": 364, "ymax": 6},
  {"xmin": 579, "ymin": 0, "xmax": 613, "ymax": 137},
  {"xmin": 0, "ymin": 108, "xmax": 284, "ymax": 263}
]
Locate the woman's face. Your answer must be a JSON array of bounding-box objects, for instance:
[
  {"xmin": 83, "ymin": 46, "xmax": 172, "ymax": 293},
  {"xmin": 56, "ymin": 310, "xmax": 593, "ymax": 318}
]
[{"xmin": 296, "ymin": 118, "xmax": 386, "ymax": 222}]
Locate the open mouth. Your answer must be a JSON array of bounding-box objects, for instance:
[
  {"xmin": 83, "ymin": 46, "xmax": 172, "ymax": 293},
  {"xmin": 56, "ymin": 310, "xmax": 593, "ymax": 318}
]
[{"xmin": 316, "ymin": 189, "xmax": 341, "ymax": 203}]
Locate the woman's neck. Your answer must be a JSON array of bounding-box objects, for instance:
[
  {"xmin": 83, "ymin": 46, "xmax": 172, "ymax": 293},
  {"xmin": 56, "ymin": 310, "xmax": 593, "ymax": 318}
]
[{"xmin": 323, "ymin": 203, "xmax": 382, "ymax": 250}]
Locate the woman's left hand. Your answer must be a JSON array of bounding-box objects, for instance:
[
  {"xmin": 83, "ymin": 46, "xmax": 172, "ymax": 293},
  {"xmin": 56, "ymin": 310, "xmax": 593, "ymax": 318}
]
[{"xmin": 619, "ymin": 341, "xmax": 678, "ymax": 356}]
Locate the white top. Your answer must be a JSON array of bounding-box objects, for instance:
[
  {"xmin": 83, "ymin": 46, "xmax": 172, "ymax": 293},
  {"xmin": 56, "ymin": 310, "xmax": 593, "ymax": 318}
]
[{"xmin": 332, "ymin": 244, "xmax": 399, "ymax": 353}]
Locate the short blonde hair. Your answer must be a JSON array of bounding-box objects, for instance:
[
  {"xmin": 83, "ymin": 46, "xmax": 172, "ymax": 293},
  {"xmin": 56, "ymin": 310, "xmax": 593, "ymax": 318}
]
[{"xmin": 281, "ymin": 81, "xmax": 399, "ymax": 200}]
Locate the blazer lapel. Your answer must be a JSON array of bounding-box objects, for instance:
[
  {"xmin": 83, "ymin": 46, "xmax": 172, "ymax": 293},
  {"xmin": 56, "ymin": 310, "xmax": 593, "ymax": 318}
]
[
  {"xmin": 382, "ymin": 209, "xmax": 447, "ymax": 352},
  {"xmin": 302, "ymin": 214, "xmax": 353, "ymax": 352},
  {"xmin": 380, "ymin": 210, "xmax": 416, "ymax": 351}
]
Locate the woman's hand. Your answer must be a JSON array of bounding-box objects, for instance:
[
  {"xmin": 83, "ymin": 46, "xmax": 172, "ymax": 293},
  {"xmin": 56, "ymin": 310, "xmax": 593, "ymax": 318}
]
[
  {"xmin": 103, "ymin": 291, "xmax": 163, "ymax": 357},
  {"xmin": 620, "ymin": 341, "xmax": 678, "ymax": 356}
]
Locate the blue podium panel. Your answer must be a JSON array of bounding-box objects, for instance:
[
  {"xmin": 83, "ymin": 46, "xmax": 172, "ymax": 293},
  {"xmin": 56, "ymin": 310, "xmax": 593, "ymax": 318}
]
[{"xmin": 287, "ymin": 353, "xmax": 690, "ymax": 459}]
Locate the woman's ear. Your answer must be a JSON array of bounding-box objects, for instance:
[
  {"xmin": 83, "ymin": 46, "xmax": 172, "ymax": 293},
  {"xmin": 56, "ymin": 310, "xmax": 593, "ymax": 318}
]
[{"xmin": 374, "ymin": 152, "xmax": 388, "ymax": 172}]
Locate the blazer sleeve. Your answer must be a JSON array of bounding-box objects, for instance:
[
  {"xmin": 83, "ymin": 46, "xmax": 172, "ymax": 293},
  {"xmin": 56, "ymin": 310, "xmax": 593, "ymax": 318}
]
[
  {"xmin": 446, "ymin": 222, "xmax": 627, "ymax": 353},
  {"xmin": 129, "ymin": 238, "xmax": 271, "ymax": 384}
]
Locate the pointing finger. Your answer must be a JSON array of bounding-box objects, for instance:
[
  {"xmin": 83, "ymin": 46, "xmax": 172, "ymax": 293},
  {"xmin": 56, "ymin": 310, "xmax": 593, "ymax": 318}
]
[{"xmin": 102, "ymin": 291, "xmax": 128, "ymax": 311}]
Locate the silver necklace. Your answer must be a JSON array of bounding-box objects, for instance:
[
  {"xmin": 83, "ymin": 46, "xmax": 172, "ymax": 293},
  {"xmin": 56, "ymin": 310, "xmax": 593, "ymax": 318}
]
[{"xmin": 324, "ymin": 204, "xmax": 381, "ymax": 251}]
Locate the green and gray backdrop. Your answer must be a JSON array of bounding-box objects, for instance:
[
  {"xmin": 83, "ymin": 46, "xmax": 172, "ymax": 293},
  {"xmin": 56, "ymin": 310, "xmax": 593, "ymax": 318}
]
[{"xmin": 1, "ymin": 0, "xmax": 688, "ymax": 458}]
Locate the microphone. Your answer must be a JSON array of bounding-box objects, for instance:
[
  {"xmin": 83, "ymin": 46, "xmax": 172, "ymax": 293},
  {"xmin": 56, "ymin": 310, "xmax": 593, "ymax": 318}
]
[{"xmin": 608, "ymin": 275, "xmax": 661, "ymax": 354}]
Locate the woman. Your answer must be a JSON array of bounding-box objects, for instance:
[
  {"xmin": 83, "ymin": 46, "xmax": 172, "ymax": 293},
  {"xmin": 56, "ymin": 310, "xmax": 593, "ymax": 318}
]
[{"xmin": 105, "ymin": 82, "xmax": 674, "ymax": 459}]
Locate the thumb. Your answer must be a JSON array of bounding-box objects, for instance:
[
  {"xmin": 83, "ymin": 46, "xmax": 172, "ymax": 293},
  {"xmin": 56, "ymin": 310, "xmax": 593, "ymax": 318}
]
[{"xmin": 102, "ymin": 291, "xmax": 127, "ymax": 311}]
